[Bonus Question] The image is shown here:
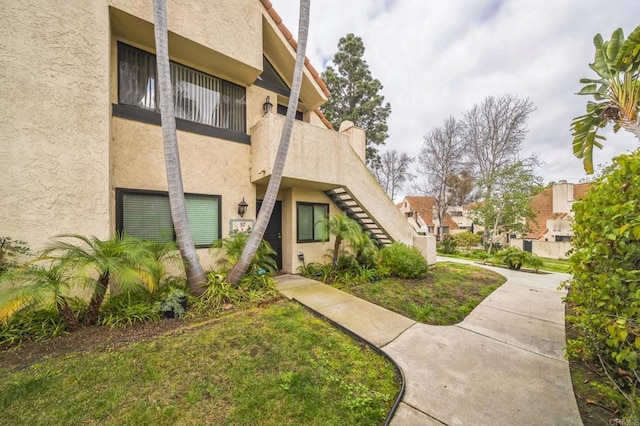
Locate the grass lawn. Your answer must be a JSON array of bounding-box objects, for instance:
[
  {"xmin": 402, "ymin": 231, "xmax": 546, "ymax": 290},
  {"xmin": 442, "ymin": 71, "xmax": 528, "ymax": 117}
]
[
  {"xmin": 0, "ymin": 301, "xmax": 400, "ymax": 425},
  {"xmin": 336, "ymin": 262, "xmax": 506, "ymax": 325},
  {"xmin": 439, "ymin": 252, "xmax": 571, "ymax": 274}
]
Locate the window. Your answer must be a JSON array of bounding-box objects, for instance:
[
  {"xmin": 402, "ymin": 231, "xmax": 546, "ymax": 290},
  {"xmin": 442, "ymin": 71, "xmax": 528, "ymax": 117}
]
[
  {"xmin": 450, "ymin": 211, "xmax": 463, "ymax": 217},
  {"xmin": 116, "ymin": 189, "xmax": 221, "ymax": 248},
  {"xmin": 277, "ymin": 104, "xmax": 304, "ymax": 121},
  {"xmin": 555, "ymin": 235, "xmax": 571, "ymax": 242},
  {"xmin": 297, "ymin": 202, "xmax": 328, "ymax": 242},
  {"xmin": 118, "ymin": 43, "xmax": 246, "ymax": 133}
]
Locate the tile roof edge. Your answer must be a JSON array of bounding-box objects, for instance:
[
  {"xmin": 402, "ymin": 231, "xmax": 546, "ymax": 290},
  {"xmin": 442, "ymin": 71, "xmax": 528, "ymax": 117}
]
[{"xmin": 259, "ymin": 0, "xmax": 331, "ymax": 98}]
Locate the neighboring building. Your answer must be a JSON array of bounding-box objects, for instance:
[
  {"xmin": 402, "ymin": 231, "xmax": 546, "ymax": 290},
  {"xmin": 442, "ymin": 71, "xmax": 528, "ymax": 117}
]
[
  {"xmin": 509, "ymin": 181, "xmax": 591, "ymax": 259},
  {"xmin": 1, "ymin": 0, "xmax": 434, "ymax": 272},
  {"xmin": 398, "ymin": 196, "xmax": 461, "ymax": 236}
]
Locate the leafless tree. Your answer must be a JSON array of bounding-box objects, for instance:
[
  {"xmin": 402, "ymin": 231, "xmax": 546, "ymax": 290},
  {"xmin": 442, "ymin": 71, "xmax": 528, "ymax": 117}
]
[
  {"xmin": 462, "ymin": 95, "xmax": 536, "ymax": 197},
  {"xmin": 413, "ymin": 117, "xmax": 465, "ymax": 237},
  {"xmin": 371, "ymin": 150, "xmax": 414, "ymax": 200}
]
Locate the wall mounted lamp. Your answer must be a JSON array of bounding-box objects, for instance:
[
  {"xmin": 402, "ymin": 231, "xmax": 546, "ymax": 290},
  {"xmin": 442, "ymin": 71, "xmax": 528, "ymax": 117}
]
[
  {"xmin": 263, "ymin": 96, "xmax": 273, "ymax": 115},
  {"xmin": 237, "ymin": 198, "xmax": 248, "ymax": 217},
  {"xmin": 297, "ymin": 251, "xmax": 305, "ymax": 262}
]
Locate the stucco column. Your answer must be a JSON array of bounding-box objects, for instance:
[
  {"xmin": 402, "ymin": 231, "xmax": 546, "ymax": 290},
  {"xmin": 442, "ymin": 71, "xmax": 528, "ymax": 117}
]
[{"xmin": 413, "ymin": 235, "xmax": 437, "ymax": 265}]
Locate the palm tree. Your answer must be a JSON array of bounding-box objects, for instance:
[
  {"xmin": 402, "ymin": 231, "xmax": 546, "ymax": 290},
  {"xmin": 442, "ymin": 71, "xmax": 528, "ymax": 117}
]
[
  {"xmin": 323, "ymin": 214, "xmax": 362, "ymax": 269},
  {"xmin": 153, "ymin": 0, "xmax": 207, "ymax": 294},
  {"xmin": 0, "ymin": 262, "xmax": 79, "ymax": 330},
  {"xmin": 572, "ymin": 25, "xmax": 640, "ymax": 174},
  {"xmin": 228, "ymin": 0, "xmax": 311, "ymax": 283},
  {"xmin": 40, "ymin": 234, "xmax": 160, "ymax": 326}
]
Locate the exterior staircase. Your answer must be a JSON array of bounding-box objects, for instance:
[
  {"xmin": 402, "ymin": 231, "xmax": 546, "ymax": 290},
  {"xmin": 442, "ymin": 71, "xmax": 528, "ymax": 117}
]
[{"xmin": 325, "ymin": 187, "xmax": 393, "ymax": 247}]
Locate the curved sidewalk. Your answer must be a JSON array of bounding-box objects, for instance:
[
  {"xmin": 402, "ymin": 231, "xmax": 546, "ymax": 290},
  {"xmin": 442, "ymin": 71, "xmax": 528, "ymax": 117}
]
[{"xmin": 275, "ymin": 258, "xmax": 582, "ymax": 425}]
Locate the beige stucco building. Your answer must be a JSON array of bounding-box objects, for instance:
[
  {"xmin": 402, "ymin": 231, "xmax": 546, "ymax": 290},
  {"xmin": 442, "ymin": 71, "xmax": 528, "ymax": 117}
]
[
  {"xmin": 508, "ymin": 181, "xmax": 591, "ymax": 259},
  {"xmin": 1, "ymin": 0, "xmax": 432, "ymax": 272}
]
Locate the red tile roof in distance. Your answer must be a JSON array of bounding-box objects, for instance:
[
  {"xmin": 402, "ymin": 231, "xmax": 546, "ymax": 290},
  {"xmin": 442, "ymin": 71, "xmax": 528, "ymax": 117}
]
[{"xmin": 404, "ymin": 196, "xmax": 459, "ymax": 229}]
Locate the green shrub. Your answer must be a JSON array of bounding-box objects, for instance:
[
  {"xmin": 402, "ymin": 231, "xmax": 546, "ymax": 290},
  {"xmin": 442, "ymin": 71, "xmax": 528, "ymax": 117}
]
[
  {"xmin": 99, "ymin": 292, "xmax": 161, "ymax": 327},
  {"xmin": 380, "ymin": 243, "xmax": 428, "ymax": 279},
  {"xmin": 438, "ymin": 235, "xmax": 457, "ymax": 254},
  {"xmin": 0, "ymin": 308, "xmax": 66, "ymax": 348},
  {"xmin": 452, "ymin": 231, "xmax": 483, "ymax": 249},
  {"xmin": 211, "ymin": 232, "xmax": 277, "ymax": 274},
  {"xmin": 565, "ymin": 150, "xmax": 640, "ymax": 415},
  {"xmin": 196, "ymin": 271, "xmax": 278, "ymax": 312},
  {"xmin": 493, "ymin": 247, "xmax": 542, "ymax": 271},
  {"xmin": 468, "ymin": 249, "xmax": 491, "ymax": 261}
]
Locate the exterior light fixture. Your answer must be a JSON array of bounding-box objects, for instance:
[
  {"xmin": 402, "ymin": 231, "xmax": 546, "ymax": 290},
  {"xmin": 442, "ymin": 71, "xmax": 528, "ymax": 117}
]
[
  {"xmin": 237, "ymin": 198, "xmax": 248, "ymax": 217},
  {"xmin": 263, "ymin": 96, "xmax": 273, "ymax": 115},
  {"xmin": 297, "ymin": 251, "xmax": 305, "ymax": 262}
]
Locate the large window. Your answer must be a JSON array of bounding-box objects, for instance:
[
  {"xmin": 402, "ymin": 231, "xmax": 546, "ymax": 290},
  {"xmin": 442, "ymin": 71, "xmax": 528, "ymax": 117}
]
[
  {"xmin": 116, "ymin": 189, "xmax": 221, "ymax": 248},
  {"xmin": 297, "ymin": 202, "xmax": 328, "ymax": 242},
  {"xmin": 118, "ymin": 42, "xmax": 246, "ymax": 133}
]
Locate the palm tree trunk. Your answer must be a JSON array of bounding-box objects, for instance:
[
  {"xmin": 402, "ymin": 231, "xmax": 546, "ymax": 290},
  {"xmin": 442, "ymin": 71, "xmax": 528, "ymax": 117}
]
[
  {"xmin": 82, "ymin": 274, "xmax": 109, "ymax": 325},
  {"xmin": 228, "ymin": 0, "xmax": 311, "ymax": 284},
  {"xmin": 57, "ymin": 298, "xmax": 79, "ymax": 330},
  {"xmin": 333, "ymin": 236, "xmax": 342, "ymax": 269},
  {"xmin": 153, "ymin": 0, "xmax": 206, "ymax": 294}
]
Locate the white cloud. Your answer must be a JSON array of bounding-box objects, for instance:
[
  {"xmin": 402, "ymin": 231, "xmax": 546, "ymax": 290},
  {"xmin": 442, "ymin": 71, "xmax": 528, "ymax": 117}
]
[{"xmin": 270, "ymin": 0, "xmax": 640, "ymax": 185}]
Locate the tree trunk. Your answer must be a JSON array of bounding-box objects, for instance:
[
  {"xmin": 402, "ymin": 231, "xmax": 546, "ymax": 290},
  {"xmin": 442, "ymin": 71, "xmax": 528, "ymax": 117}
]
[
  {"xmin": 82, "ymin": 274, "xmax": 109, "ymax": 326},
  {"xmin": 57, "ymin": 298, "xmax": 79, "ymax": 330},
  {"xmin": 153, "ymin": 0, "xmax": 206, "ymax": 295},
  {"xmin": 332, "ymin": 236, "xmax": 342, "ymax": 269},
  {"xmin": 228, "ymin": 0, "xmax": 311, "ymax": 284}
]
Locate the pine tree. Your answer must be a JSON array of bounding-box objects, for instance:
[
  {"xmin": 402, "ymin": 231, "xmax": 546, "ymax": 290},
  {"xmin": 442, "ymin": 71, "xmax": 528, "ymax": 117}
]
[{"xmin": 321, "ymin": 33, "xmax": 391, "ymax": 165}]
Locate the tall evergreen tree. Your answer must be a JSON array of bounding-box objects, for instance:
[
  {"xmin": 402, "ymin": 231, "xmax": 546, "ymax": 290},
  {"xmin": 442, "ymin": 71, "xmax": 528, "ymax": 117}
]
[{"xmin": 321, "ymin": 33, "xmax": 391, "ymax": 165}]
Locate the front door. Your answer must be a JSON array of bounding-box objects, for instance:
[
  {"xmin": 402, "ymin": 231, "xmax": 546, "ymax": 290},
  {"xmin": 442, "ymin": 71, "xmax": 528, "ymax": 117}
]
[{"xmin": 257, "ymin": 200, "xmax": 283, "ymax": 270}]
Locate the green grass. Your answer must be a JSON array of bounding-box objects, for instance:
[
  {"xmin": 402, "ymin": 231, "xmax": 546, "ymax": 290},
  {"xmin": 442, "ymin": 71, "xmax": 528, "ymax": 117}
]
[
  {"xmin": 0, "ymin": 301, "xmax": 400, "ymax": 425},
  {"xmin": 337, "ymin": 262, "xmax": 506, "ymax": 325},
  {"xmin": 439, "ymin": 252, "xmax": 571, "ymax": 274}
]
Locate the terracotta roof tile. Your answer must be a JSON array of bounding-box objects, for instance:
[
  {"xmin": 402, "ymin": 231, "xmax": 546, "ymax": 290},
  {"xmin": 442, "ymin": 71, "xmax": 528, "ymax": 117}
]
[
  {"xmin": 403, "ymin": 196, "xmax": 459, "ymax": 229},
  {"xmin": 259, "ymin": 0, "xmax": 330, "ymax": 98},
  {"xmin": 314, "ymin": 109, "xmax": 334, "ymax": 130},
  {"xmin": 525, "ymin": 188, "xmax": 552, "ymax": 239},
  {"xmin": 573, "ymin": 182, "xmax": 592, "ymax": 199},
  {"xmin": 525, "ymin": 182, "xmax": 593, "ymax": 239}
]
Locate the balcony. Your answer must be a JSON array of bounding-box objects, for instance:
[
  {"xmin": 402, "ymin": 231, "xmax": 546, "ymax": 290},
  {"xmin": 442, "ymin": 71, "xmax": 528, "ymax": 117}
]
[{"xmin": 250, "ymin": 113, "xmax": 415, "ymax": 245}]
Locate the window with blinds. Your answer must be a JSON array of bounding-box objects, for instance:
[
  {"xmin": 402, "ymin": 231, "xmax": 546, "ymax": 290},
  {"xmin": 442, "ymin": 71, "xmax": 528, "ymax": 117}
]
[
  {"xmin": 297, "ymin": 202, "xmax": 328, "ymax": 242},
  {"xmin": 117, "ymin": 189, "xmax": 221, "ymax": 247},
  {"xmin": 117, "ymin": 42, "xmax": 246, "ymax": 134}
]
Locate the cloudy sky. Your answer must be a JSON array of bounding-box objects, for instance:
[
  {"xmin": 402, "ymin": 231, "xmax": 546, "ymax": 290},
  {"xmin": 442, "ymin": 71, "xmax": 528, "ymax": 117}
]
[{"xmin": 270, "ymin": 0, "xmax": 640, "ymax": 186}]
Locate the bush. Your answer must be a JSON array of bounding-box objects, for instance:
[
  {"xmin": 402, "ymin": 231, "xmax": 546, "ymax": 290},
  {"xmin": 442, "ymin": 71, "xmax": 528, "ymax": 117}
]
[
  {"xmin": 565, "ymin": 150, "xmax": 640, "ymax": 414},
  {"xmin": 195, "ymin": 271, "xmax": 278, "ymax": 312},
  {"xmin": 99, "ymin": 292, "xmax": 162, "ymax": 327},
  {"xmin": 0, "ymin": 308, "xmax": 66, "ymax": 348},
  {"xmin": 467, "ymin": 249, "xmax": 491, "ymax": 261},
  {"xmin": 438, "ymin": 235, "xmax": 457, "ymax": 254},
  {"xmin": 380, "ymin": 243, "xmax": 428, "ymax": 279},
  {"xmin": 211, "ymin": 232, "xmax": 277, "ymax": 274},
  {"xmin": 452, "ymin": 231, "xmax": 483, "ymax": 249},
  {"xmin": 493, "ymin": 247, "xmax": 543, "ymax": 271}
]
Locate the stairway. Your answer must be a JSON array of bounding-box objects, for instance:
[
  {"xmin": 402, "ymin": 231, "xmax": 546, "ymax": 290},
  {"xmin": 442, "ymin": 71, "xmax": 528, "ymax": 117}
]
[{"xmin": 325, "ymin": 187, "xmax": 393, "ymax": 247}]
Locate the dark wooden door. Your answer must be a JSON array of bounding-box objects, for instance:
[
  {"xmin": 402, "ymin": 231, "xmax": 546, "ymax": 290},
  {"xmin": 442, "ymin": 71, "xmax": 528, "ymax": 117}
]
[
  {"xmin": 257, "ymin": 200, "xmax": 282, "ymax": 270},
  {"xmin": 523, "ymin": 240, "xmax": 533, "ymax": 253}
]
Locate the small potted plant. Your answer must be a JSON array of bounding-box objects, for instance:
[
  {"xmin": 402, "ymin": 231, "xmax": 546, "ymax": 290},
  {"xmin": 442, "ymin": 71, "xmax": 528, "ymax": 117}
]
[{"xmin": 159, "ymin": 288, "xmax": 188, "ymax": 319}]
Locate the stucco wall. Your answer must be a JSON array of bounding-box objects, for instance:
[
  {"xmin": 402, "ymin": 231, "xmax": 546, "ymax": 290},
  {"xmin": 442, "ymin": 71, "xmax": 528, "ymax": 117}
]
[
  {"xmin": 251, "ymin": 114, "xmax": 416, "ymax": 246},
  {"xmin": 111, "ymin": 117, "xmax": 255, "ymax": 239},
  {"xmin": 1, "ymin": 0, "xmax": 111, "ymax": 251},
  {"xmin": 510, "ymin": 238, "xmax": 572, "ymax": 260},
  {"xmin": 109, "ymin": 0, "xmax": 262, "ymax": 85}
]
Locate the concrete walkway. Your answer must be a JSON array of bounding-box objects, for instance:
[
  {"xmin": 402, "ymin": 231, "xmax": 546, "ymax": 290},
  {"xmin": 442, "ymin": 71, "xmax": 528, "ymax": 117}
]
[{"xmin": 275, "ymin": 258, "xmax": 582, "ymax": 426}]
